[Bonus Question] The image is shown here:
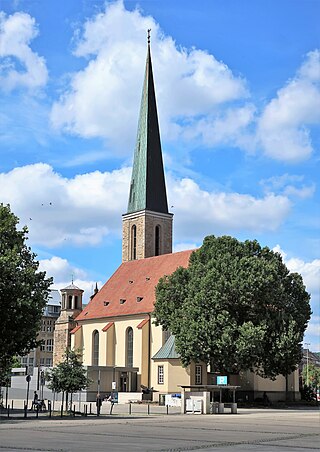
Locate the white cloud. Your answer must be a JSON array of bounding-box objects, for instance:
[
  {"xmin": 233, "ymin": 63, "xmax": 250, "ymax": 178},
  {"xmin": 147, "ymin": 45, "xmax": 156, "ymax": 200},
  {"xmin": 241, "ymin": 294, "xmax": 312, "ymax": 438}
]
[
  {"xmin": 39, "ymin": 256, "xmax": 103, "ymax": 304},
  {"xmin": 260, "ymin": 174, "xmax": 315, "ymax": 200},
  {"xmin": 273, "ymin": 244, "xmax": 320, "ymax": 317},
  {"xmin": 0, "ymin": 163, "xmax": 293, "ymax": 248},
  {"xmin": 257, "ymin": 50, "xmax": 320, "ymax": 162},
  {"xmin": 170, "ymin": 177, "xmax": 291, "ymax": 241},
  {"xmin": 50, "ymin": 1, "xmax": 247, "ymax": 152},
  {"xmin": 181, "ymin": 104, "xmax": 256, "ymax": 150},
  {"xmin": 0, "ymin": 11, "xmax": 48, "ymax": 91},
  {"xmin": 0, "ymin": 163, "xmax": 130, "ymax": 246}
]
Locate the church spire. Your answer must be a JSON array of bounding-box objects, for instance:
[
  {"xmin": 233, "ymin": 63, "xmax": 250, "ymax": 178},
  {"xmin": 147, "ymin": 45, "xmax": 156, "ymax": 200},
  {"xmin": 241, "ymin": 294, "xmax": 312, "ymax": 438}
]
[
  {"xmin": 127, "ymin": 32, "xmax": 169, "ymax": 214},
  {"xmin": 122, "ymin": 33, "xmax": 173, "ymax": 262}
]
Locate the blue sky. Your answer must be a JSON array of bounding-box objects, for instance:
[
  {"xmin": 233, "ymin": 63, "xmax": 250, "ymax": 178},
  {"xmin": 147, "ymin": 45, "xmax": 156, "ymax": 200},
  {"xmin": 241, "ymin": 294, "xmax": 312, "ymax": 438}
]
[{"xmin": 0, "ymin": 0, "xmax": 319, "ymax": 350}]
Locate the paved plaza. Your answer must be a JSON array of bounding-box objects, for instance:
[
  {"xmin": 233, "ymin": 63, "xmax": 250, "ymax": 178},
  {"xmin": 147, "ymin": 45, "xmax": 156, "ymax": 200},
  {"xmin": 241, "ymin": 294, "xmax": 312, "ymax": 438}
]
[{"xmin": 0, "ymin": 407, "xmax": 319, "ymax": 451}]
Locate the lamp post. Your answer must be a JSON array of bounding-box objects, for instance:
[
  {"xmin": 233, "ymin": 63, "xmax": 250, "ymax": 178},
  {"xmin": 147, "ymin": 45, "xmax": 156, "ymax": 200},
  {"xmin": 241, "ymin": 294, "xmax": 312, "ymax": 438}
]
[{"xmin": 304, "ymin": 342, "xmax": 310, "ymax": 386}]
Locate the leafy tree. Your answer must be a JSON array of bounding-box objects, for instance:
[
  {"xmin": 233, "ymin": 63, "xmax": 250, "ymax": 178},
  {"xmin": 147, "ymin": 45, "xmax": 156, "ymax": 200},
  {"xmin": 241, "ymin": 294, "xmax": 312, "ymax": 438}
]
[
  {"xmin": 46, "ymin": 349, "xmax": 91, "ymax": 411},
  {"xmin": 302, "ymin": 364, "xmax": 320, "ymax": 391},
  {"xmin": 0, "ymin": 204, "xmax": 52, "ymax": 376},
  {"xmin": 154, "ymin": 235, "xmax": 311, "ymax": 379}
]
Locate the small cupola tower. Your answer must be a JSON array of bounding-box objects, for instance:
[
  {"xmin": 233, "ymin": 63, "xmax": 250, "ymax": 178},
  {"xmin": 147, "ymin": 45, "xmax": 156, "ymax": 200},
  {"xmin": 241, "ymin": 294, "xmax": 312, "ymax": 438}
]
[
  {"xmin": 53, "ymin": 281, "xmax": 84, "ymax": 366},
  {"xmin": 122, "ymin": 31, "xmax": 173, "ymax": 262}
]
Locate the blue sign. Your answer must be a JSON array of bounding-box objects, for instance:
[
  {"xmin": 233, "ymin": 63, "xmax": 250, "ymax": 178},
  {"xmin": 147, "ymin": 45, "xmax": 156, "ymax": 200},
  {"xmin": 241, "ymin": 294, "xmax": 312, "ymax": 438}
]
[
  {"xmin": 111, "ymin": 391, "xmax": 118, "ymax": 403},
  {"xmin": 217, "ymin": 376, "xmax": 228, "ymax": 385}
]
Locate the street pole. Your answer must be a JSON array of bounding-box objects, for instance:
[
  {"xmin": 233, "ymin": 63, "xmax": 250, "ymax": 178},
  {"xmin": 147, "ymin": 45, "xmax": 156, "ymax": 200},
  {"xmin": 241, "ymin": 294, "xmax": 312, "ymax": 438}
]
[{"xmin": 305, "ymin": 342, "xmax": 310, "ymax": 386}]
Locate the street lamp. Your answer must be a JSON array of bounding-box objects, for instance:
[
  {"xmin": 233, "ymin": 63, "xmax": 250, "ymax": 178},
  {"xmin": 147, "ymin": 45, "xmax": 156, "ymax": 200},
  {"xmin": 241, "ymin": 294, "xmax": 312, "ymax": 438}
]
[{"xmin": 304, "ymin": 343, "xmax": 310, "ymax": 386}]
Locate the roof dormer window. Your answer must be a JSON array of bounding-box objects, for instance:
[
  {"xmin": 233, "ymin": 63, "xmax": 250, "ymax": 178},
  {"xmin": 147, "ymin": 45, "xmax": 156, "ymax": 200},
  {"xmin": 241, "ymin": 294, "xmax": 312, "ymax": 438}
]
[
  {"xmin": 137, "ymin": 296, "xmax": 143, "ymax": 302},
  {"xmin": 120, "ymin": 298, "xmax": 126, "ymax": 304}
]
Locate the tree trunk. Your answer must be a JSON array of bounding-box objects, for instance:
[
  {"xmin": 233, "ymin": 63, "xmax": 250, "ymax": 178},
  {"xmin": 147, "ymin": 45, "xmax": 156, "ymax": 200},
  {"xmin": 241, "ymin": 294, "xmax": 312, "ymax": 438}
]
[
  {"xmin": 285, "ymin": 374, "xmax": 289, "ymax": 403},
  {"xmin": 65, "ymin": 391, "xmax": 69, "ymax": 412}
]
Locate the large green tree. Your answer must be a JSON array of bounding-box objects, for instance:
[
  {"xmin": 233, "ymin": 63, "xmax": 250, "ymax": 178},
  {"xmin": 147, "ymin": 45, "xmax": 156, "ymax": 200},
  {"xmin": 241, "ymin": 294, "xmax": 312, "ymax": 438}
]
[
  {"xmin": 0, "ymin": 204, "xmax": 52, "ymax": 378},
  {"xmin": 154, "ymin": 235, "xmax": 311, "ymax": 379}
]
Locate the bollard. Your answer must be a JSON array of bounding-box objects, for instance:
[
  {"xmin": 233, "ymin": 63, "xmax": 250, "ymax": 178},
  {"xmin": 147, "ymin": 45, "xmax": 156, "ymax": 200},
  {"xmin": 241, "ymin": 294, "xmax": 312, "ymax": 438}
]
[
  {"xmin": 89, "ymin": 403, "xmax": 92, "ymax": 415},
  {"xmin": 166, "ymin": 404, "xmax": 169, "ymax": 415},
  {"xmin": 73, "ymin": 405, "xmax": 76, "ymax": 417},
  {"xmin": 11, "ymin": 400, "xmax": 14, "ymax": 410},
  {"xmin": 60, "ymin": 404, "xmax": 63, "ymax": 417},
  {"xmin": 85, "ymin": 404, "xmax": 87, "ymax": 417},
  {"xmin": 48, "ymin": 401, "xmax": 52, "ymax": 418},
  {"xmin": 147, "ymin": 402, "xmax": 150, "ymax": 415},
  {"xmin": 129, "ymin": 402, "xmax": 131, "ymax": 415},
  {"xmin": 7, "ymin": 406, "xmax": 10, "ymax": 418},
  {"xmin": 36, "ymin": 404, "xmax": 39, "ymax": 418}
]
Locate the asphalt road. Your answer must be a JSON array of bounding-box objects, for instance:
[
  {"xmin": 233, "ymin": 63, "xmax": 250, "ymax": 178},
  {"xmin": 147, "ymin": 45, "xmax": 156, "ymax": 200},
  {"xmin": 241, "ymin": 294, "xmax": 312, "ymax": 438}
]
[{"xmin": 0, "ymin": 408, "xmax": 319, "ymax": 451}]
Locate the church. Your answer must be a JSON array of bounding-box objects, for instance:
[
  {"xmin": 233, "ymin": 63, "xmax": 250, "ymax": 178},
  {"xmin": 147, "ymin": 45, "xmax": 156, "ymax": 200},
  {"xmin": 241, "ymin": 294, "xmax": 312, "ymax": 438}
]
[{"xmin": 53, "ymin": 38, "xmax": 299, "ymax": 403}]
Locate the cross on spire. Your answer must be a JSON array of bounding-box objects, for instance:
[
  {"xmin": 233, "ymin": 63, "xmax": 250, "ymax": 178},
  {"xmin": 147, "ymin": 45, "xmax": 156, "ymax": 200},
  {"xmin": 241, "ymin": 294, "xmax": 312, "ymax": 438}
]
[{"xmin": 147, "ymin": 28, "xmax": 151, "ymax": 44}]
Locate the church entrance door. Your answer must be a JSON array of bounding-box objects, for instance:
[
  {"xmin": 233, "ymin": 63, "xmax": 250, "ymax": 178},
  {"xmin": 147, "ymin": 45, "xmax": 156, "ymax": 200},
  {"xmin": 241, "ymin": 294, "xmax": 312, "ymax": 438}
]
[{"xmin": 120, "ymin": 372, "xmax": 128, "ymax": 392}]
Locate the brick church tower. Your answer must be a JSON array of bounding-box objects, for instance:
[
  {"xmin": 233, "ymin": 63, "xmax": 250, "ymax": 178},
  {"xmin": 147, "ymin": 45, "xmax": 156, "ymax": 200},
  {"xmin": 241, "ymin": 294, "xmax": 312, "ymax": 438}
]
[
  {"xmin": 53, "ymin": 281, "xmax": 84, "ymax": 366},
  {"xmin": 122, "ymin": 36, "xmax": 173, "ymax": 262}
]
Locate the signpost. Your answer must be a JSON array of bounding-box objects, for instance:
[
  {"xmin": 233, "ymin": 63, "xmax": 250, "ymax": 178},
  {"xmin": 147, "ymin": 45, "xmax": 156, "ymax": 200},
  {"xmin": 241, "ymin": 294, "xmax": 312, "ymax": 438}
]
[{"xmin": 25, "ymin": 375, "xmax": 31, "ymax": 416}]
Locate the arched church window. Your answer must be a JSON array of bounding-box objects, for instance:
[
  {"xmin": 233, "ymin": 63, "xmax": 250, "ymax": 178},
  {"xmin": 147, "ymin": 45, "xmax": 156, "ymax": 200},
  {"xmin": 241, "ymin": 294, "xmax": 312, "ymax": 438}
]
[
  {"xmin": 62, "ymin": 294, "xmax": 66, "ymax": 310},
  {"xmin": 126, "ymin": 327, "xmax": 133, "ymax": 368},
  {"xmin": 155, "ymin": 225, "xmax": 161, "ymax": 256},
  {"xmin": 131, "ymin": 225, "xmax": 137, "ymax": 260},
  {"xmin": 74, "ymin": 295, "xmax": 78, "ymax": 309},
  {"xmin": 67, "ymin": 295, "xmax": 72, "ymax": 309},
  {"xmin": 92, "ymin": 330, "xmax": 99, "ymax": 366}
]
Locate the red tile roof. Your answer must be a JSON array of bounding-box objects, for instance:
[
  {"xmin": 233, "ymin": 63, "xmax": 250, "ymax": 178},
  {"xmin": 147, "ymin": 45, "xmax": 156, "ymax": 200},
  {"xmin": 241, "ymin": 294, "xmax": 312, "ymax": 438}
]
[
  {"xmin": 70, "ymin": 325, "xmax": 81, "ymax": 334},
  {"xmin": 102, "ymin": 321, "xmax": 114, "ymax": 332},
  {"xmin": 137, "ymin": 317, "xmax": 149, "ymax": 329},
  {"xmin": 76, "ymin": 250, "xmax": 194, "ymax": 321}
]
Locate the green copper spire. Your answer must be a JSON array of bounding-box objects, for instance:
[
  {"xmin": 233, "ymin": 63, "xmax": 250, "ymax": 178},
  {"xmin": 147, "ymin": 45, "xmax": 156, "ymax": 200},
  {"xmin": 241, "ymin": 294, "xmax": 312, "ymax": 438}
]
[{"xmin": 127, "ymin": 35, "xmax": 169, "ymax": 214}]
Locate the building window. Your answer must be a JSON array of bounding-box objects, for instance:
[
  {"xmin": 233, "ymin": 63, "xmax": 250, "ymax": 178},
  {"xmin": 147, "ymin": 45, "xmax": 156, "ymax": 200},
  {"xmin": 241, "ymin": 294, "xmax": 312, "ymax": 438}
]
[
  {"xmin": 46, "ymin": 339, "xmax": 54, "ymax": 352},
  {"xmin": 195, "ymin": 365, "xmax": 202, "ymax": 385},
  {"xmin": 155, "ymin": 225, "xmax": 161, "ymax": 256},
  {"xmin": 126, "ymin": 327, "xmax": 133, "ymax": 368},
  {"xmin": 40, "ymin": 342, "xmax": 45, "ymax": 351},
  {"xmin": 92, "ymin": 330, "xmax": 99, "ymax": 366},
  {"xmin": 46, "ymin": 358, "xmax": 52, "ymax": 367},
  {"xmin": 40, "ymin": 358, "xmax": 45, "ymax": 366},
  {"xmin": 131, "ymin": 225, "xmax": 137, "ymax": 260},
  {"xmin": 68, "ymin": 295, "xmax": 72, "ymax": 309},
  {"xmin": 158, "ymin": 365, "xmax": 164, "ymax": 384}
]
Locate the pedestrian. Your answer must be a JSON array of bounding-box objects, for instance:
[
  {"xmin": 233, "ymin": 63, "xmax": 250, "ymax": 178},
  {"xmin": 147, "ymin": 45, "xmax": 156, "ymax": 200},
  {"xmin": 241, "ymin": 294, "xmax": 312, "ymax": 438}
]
[
  {"xmin": 263, "ymin": 391, "xmax": 269, "ymax": 407},
  {"xmin": 31, "ymin": 391, "xmax": 39, "ymax": 410},
  {"xmin": 96, "ymin": 392, "xmax": 102, "ymax": 416}
]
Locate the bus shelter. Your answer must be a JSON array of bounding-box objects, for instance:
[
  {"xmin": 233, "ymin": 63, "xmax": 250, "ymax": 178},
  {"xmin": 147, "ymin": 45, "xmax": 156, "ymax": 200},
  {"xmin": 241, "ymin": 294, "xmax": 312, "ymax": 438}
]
[{"xmin": 179, "ymin": 385, "xmax": 240, "ymax": 414}]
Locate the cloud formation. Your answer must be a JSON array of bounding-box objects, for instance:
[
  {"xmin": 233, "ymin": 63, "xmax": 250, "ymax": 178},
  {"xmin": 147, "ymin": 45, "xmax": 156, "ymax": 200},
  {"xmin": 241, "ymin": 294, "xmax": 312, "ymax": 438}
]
[
  {"xmin": 39, "ymin": 256, "xmax": 103, "ymax": 303},
  {"xmin": 50, "ymin": 1, "xmax": 247, "ymax": 152},
  {"xmin": 0, "ymin": 11, "xmax": 48, "ymax": 91},
  {"xmin": 1, "ymin": 163, "xmax": 291, "ymax": 247},
  {"xmin": 258, "ymin": 50, "xmax": 320, "ymax": 162}
]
